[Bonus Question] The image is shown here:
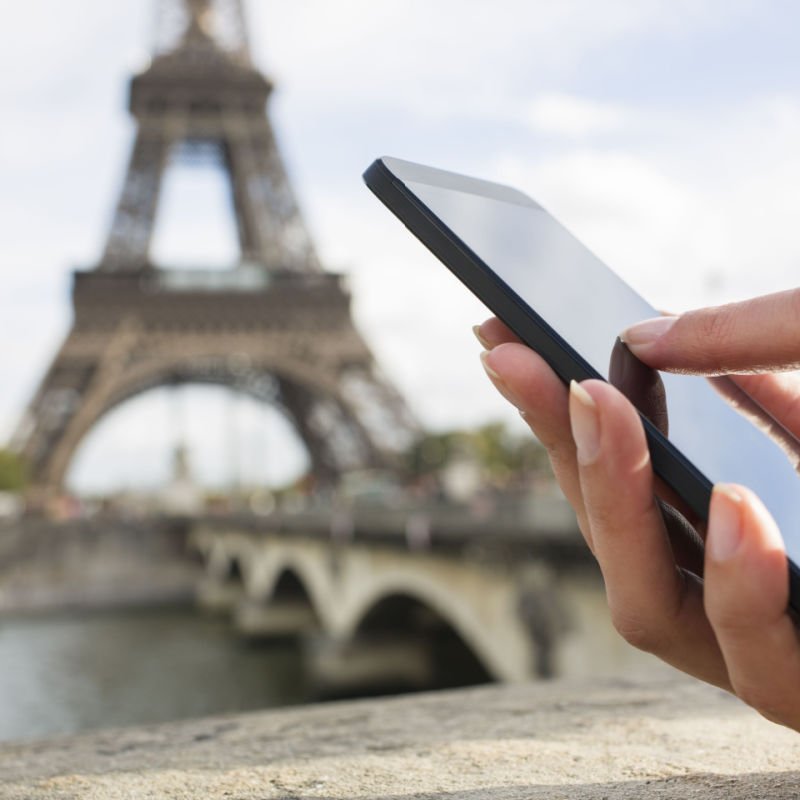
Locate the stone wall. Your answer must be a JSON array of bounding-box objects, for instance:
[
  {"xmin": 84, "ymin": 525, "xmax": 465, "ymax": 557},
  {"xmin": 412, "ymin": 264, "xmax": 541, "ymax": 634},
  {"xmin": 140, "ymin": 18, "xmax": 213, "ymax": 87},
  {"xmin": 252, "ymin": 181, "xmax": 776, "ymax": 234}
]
[
  {"xmin": 0, "ymin": 519, "xmax": 201, "ymax": 613},
  {"xmin": 2, "ymin": 676, "xmax": 798, "ymax": 798}
]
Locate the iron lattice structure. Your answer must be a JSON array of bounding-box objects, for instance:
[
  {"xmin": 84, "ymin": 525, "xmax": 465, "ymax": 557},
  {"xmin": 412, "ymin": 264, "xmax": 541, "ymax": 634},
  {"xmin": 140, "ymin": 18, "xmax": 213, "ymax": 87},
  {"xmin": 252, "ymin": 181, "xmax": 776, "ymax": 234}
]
[{"xmin": 14, "ymin": 0, "xmax": 417, "ymax": 503}]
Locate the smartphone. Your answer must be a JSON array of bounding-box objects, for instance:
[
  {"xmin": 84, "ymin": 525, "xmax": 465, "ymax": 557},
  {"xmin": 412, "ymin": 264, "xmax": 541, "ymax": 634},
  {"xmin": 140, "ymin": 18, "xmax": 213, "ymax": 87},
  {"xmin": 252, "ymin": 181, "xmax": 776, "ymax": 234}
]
[{"xmin": 363, "ymin": 156, "xmax": 800, "ymax": 612}]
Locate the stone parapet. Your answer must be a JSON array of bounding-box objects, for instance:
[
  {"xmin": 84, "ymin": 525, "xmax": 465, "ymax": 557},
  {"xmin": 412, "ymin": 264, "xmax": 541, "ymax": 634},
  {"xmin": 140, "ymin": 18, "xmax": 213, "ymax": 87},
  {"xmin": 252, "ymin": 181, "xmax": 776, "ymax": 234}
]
[{"xmin": 2, "ymin": 676, "xmax": 799, "ymax": 798}]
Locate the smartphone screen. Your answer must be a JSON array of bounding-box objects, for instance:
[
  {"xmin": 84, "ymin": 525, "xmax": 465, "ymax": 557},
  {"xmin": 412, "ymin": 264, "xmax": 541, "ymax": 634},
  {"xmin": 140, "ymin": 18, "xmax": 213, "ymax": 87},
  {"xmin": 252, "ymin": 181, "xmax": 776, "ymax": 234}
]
[{"xmin": 368, "ymin": 157, "xmax": 800, "ymax": 574}]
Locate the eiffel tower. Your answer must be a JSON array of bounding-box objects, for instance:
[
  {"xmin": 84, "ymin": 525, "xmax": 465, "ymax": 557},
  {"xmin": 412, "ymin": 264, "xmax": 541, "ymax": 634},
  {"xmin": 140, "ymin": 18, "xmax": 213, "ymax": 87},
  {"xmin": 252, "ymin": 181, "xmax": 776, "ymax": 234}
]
[{"xmin": 13, "ymin": 0, "xmax": 417, "ymax": 506}]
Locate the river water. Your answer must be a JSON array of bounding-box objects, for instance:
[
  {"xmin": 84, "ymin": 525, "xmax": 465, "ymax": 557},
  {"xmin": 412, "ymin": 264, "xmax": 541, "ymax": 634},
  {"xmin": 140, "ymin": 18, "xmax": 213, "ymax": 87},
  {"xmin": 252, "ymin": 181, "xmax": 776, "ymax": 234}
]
[{"xmin": 0, "ymin": 606, "xmax": 309, "ymax": 743}]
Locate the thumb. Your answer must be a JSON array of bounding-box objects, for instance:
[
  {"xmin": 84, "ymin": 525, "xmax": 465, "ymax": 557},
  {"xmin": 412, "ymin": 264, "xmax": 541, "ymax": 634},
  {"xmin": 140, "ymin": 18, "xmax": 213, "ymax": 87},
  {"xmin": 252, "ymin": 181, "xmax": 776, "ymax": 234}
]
[{"xmin": 703, "ymin": 483, "xmax": 800, "ymax": 726}]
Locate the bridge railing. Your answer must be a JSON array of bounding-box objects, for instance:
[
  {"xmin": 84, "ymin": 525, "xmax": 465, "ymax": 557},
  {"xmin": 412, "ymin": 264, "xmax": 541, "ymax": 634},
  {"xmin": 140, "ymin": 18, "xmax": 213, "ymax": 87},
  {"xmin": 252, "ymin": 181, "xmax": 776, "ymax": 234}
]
[{"xmin": 189, "ymin": 486, "xmax": 585, "ymax": 561}]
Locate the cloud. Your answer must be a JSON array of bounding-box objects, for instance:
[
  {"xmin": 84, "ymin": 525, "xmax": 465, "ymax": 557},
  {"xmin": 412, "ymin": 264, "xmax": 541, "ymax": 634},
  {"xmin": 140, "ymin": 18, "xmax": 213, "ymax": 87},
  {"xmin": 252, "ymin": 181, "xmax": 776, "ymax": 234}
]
[
  {"xmin": 490, "ymin": 93, "xmax": 800, "ymax": 312},
  {"xmin": 492, "ymin": 150, "xmax": 708, "ymax": 307},
  {"xmin": 526, "ymin": 94, "xmax": 633, "ymax": 138},
  {"xmin": 249, "ymin": 0, "xmax": 757, "ymax": 106}
]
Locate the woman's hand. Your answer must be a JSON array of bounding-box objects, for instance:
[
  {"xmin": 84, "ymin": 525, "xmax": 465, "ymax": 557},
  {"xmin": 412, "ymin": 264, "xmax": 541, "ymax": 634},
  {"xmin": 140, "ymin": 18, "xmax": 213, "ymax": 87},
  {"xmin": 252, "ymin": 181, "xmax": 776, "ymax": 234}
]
[{"xmin": 475, "ymin": 287, "xmax": 800, "ymax": 731}]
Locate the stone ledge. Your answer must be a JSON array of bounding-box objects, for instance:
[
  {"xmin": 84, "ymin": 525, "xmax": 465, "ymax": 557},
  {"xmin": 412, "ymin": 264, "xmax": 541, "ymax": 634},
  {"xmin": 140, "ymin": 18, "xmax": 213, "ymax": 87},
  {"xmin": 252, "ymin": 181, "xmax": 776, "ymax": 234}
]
[{"xmin": 1, "ymin": 676, "xmax": 799, "ymax": 799}]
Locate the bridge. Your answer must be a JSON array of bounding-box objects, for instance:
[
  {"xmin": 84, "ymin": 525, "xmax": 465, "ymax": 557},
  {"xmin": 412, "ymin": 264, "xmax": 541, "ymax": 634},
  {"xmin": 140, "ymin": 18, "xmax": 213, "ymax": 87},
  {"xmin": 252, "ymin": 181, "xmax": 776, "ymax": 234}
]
[
  {"xmin": 185, "ymin": 490, "xmax": 642, "ymax": 696},
  {"xmin": 0, "ymin": 485, "xmax": 652, "ymax": 694}
]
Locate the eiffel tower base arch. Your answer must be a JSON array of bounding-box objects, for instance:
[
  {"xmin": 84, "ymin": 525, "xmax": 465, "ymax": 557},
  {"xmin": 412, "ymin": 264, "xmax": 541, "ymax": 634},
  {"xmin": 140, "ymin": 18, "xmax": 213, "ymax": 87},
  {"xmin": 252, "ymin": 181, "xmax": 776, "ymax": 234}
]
[{"xmin": 14, "ymin": 271, "xmax": 417, "ymax": 509}]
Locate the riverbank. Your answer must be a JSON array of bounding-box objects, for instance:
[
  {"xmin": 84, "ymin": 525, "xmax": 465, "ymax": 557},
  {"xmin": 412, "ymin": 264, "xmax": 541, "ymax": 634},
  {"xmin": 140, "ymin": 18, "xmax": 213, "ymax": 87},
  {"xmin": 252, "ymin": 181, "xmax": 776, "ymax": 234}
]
[
  {"xmin": 2, "ymin": 675, "xmax": 798, "ymax": 798},
  {"xmin": 0, "ymin": 518, "xmax": 201, "ymax": 614}
]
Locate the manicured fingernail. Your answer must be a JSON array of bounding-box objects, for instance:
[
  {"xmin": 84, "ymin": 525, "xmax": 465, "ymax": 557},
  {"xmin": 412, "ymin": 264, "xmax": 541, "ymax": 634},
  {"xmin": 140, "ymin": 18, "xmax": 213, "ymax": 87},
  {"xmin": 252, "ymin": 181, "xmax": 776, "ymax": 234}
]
[
  {"xmin": 569, "ymin": 380, "xmax": 601, "ymax": 465},
  {"xmin": 621, "ymin": 316, "xmax": 678, "ymax": 350},
  {"xmin": 472, "ymin": 325, "xmax": 491, "ymax": 349},
  {"xmin": 707, "ymin": 484, "xmax": 743, "ymax": 562},
  {"xmin": 480, "ymin": 350, "xmax": 501, "ymax": 380},
  {"xmin": 481, "ymin": 350, "xmax": 522, "ymax": 408}
]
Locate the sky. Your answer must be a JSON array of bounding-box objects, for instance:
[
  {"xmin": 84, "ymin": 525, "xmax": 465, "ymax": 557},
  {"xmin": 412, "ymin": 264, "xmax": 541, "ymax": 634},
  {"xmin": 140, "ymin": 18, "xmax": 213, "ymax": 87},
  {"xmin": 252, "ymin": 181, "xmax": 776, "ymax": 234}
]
[{"xmin": 3, "ymin": 0, "xmax": 800, "ymax": 493}]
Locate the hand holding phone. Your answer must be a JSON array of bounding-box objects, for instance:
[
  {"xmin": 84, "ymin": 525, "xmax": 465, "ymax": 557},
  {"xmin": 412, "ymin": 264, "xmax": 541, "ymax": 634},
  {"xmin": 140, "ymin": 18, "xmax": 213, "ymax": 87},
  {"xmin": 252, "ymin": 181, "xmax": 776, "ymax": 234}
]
[
  {"xmin": 480, "ymin": 314, "xmax": 800, "ymax": 731},
  {"xmin": 364, "ymin": 156, "xmax": 800, "ymax": 731}
]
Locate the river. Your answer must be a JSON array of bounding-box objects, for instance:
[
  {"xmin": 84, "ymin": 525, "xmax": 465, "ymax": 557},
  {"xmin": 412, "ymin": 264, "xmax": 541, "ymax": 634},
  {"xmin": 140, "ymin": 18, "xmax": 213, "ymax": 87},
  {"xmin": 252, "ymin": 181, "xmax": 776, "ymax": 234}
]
[{"xmin": 0, "ymin": 606, "xmax": 309, "ymax": 743}]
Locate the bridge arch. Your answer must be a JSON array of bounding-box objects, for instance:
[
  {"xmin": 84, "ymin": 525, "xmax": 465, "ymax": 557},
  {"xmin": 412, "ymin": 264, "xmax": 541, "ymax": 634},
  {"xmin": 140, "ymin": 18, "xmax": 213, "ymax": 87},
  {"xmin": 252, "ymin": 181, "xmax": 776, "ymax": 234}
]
[
  {"xmin": 353, "ymin": 592, "xmax": 492, "ymax": 688},
  {"xmin": 266, "ymin": 567, "xmax": 322, "ymax": 624},
  {"xmin": 224, "ymin": 555, "xmax": 245, "ymax": 584},
  {"xmin": 206, "ymin": 536, "xmax": 257, "ymax": 586},
  {"xmin": 242, "ymin": 545, "xmax": 337, "ymax": 634},
  {"xmin": 342, "ymin": 569, "xmax": 532, "ymax": 684},
  {"xmin": 270, "ymin": 568, "xmax": 314, "ymax": 604}
]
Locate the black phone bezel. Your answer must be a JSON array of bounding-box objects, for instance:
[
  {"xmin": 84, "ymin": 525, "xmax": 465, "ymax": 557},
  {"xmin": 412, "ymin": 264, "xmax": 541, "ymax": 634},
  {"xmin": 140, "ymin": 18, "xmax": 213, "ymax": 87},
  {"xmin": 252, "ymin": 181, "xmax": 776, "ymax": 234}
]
[{"xmin": 363, "ymin": 156, "xmax": 800, "ymax": 614}]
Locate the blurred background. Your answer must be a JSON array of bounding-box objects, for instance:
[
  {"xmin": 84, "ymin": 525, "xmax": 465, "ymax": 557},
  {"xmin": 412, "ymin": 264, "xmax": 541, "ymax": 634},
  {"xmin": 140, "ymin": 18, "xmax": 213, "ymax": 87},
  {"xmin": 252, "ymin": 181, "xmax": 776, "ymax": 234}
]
[{"xmin": 1, "ymin": 0, "xmax": 799, "ymax": 743}]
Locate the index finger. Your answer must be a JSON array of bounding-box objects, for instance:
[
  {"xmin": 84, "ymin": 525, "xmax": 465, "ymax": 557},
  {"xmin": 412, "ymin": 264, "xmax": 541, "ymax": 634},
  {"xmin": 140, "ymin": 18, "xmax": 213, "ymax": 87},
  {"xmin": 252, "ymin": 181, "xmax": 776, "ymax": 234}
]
[
  {"xmin": 474, "ymin": 317, "xmax": 521, "ymax": 348},
  {"xmin": 622, "ymin": 289, "xmax": 800, "ymax": 375}
]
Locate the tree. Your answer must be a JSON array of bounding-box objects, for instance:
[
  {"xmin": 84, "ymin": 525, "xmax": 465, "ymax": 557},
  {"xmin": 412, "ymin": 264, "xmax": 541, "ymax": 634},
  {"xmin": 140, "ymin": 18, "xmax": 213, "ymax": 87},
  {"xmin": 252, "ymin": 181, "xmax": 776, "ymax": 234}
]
[
  {"xmin": 0, "ymin": 450, "xmax": 27, "ymax": 492},
  {"xmin": 403, "ymin": 422, "xmax": 550, "ymax": 484}
]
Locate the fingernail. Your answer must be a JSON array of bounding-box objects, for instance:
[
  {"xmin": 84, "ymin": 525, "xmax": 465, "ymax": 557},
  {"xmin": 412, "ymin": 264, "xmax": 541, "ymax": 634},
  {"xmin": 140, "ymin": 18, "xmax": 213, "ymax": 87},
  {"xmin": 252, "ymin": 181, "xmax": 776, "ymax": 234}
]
[
  {"xmin": 480, "ymin": 350, "xmax": 501, "ymax": 380},
  {"xmin": 569, "ymin": 380, "xmax": 601, "ymax": 465},
  {"xmin": 620, "ymin": 316, "xmax": 679, "ymax": 350},
  {"xmin": 481, "ymin": 351, "xmax": 522, "ymax": 408},
  {"xmin": 707, "ymin": 484, "xmax": 743, "ymax": 561},
  {"xmin": 472, "ymin": 325, "xmax": 491, "ymax": 349}
]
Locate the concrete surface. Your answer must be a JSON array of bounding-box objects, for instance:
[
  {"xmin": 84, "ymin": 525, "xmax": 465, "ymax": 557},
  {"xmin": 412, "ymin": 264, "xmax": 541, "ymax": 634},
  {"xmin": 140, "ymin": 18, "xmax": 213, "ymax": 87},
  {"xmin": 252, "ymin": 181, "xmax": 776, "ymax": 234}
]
[{"xmin": 1, "ymin": 676, "xmax": 799, "ymax": 799}]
